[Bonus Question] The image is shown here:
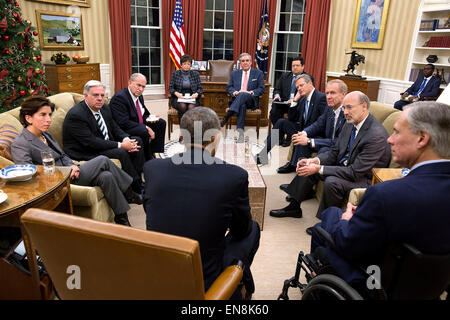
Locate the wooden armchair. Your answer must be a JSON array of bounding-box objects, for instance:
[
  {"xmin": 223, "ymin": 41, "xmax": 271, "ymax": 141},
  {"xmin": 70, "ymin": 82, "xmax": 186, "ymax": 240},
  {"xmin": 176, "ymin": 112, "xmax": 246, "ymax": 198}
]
[{"xmin": 21, "ymin": 208, "xmax": 243, "ymax": 300}]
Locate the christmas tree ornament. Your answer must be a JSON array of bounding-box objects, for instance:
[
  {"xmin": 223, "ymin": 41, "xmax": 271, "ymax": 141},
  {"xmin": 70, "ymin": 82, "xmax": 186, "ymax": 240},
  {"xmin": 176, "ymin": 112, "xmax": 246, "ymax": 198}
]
[
  {"xmin": 19, "ymin": 90, "xmax": 26, "ymax": 96},
  {"xmin": 17, "ymin": 76, "xmax": 22, "ymax": 82},
  {"xmin": 34, "ymin": 68, "xmax": 40, "ymax": 74}
]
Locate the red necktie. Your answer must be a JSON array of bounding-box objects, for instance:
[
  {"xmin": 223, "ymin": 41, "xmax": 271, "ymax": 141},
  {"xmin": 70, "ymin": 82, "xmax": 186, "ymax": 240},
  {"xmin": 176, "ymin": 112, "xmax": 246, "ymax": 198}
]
[
  {"xmin": 136, "ymin": 99, "xmax": 143, "ymax": 124},
  {"xmin": 242, "ymin": 71, "xmax": 248, "ymax": 91}
]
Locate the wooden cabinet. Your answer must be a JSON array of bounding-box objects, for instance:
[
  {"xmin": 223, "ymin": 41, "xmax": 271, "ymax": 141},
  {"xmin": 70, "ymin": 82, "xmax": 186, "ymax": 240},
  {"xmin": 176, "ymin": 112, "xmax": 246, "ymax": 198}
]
[
  {"xmin": 44, "ymin": 63, "xmax": 100, "ymax": 94},
  {"xmin": 327, "ymin": 75, "xmax": 380, "ymax": 101}
]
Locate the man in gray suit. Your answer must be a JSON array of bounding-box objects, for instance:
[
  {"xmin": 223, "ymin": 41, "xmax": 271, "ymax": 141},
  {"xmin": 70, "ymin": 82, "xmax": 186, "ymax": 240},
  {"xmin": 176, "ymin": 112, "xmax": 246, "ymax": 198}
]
[
  {"xmin": 11, "ymin": 96, "xmax": 141, "ymax": 226},
  {"xmin": 270, "ymin": 91, "xmax": 391, "ymax": 234}
]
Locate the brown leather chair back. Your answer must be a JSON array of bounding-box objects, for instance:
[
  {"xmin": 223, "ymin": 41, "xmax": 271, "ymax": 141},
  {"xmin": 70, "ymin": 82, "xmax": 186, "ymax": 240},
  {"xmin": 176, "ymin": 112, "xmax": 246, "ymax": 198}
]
[
  {"xmin": 208, "ymin": 60, "xmax": 234, "ymax": 79},
  {"xmin": 21, "ymin": 209, "xmax": 207, "ymax": 299}
]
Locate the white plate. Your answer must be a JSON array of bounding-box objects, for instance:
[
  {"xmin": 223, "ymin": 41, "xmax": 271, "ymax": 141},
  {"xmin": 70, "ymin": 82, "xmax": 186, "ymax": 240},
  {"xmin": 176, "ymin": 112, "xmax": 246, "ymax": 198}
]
[
  {"xmin": 0, "ymin": 191, "xmax": 7, "ymax": 204},
  {"xmin": 146, "ymin": 115, "xmax": 160, "ymax": 123},
  {"xmin": 0, "ymin": 164, "xmax": 37, "ymax": 182}
]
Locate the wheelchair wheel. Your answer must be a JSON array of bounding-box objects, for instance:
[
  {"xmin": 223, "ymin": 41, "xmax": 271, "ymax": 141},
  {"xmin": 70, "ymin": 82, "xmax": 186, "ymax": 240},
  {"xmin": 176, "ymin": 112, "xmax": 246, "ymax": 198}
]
[{"xmin": 301, "ymin": 274, "xmax": 363, "ymax": 300}]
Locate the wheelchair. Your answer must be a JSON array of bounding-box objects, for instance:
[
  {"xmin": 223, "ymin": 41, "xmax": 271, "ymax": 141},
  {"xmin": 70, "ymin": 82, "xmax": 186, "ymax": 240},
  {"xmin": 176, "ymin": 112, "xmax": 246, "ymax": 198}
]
[{"xmin": 278, "ymin": 226, "xmax": 450, "ymax": 300}]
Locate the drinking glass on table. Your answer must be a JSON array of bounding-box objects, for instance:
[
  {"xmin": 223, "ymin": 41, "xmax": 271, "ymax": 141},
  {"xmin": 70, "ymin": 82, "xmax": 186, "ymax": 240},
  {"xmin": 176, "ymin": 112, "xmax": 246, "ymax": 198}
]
[{"xmin": 41, "ymin": 151, "xmax": 55, "ymax": 173}]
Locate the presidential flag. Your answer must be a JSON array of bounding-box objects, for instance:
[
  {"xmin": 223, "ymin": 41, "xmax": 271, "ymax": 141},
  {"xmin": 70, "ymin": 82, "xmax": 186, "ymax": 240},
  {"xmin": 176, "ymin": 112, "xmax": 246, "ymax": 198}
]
[
  {"xmin": 169, "ymin": 0, "xmax": 186, "ymax": 69},
  {"xmin": 256, "ymin": 0, "xmax": 270, "ymax": 76}
]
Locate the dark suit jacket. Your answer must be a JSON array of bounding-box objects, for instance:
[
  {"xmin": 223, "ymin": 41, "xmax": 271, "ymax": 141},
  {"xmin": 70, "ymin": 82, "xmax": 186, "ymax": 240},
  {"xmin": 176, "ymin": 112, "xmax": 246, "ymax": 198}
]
[
  {"xmin": 321, "ymin": 161, "xmax": 450, "ymax": 284},
  {"xmin": 288, "ymin": 89, "xmax": 327, "ymax": 132},
  {"xmin": 143, "ymin": 148, "xmax": 252, "ymax": 290},
  {"xmin": 305, "ymin": 107, "xmax": 346, "ymax": 151},
  {"xmin": 318, "ymin": 114, "xmax": 391, "ymax": 184},
  {"xmin": 169, "ymin": 69, "xmax": 203, "ymax": 95},
  {"xmin": 405, "ymin": 75, "xmax": 440, "ymax": 99},
  {"xmin": 109, "ymin": 88, "xmax": 150, "ymax": 138},
  {"xmin": 11, "ymin": 129, "xmax": 74, "ymax": 166},
  {"xmin": 226, "ymin": 68, "xmax": 265, "ymax": 106},
  {"xmin": 63, "ymin": 101, "xmax": 128, "ymax": 161},
  {"xmin": 273, "ymin": 71, "xmax": 314, "ymax": 101}
]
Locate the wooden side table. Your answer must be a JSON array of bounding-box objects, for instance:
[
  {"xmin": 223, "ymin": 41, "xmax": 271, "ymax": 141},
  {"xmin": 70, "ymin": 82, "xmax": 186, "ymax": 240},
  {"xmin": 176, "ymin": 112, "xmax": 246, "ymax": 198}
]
[
  {"xmin": 372, "ymin": 168, "xmax": 404, "ymax": 185},
  {"xmin": 0, "ymin": 166, "xmax": 72, "ymax": 300},
  {"xmin": 327, "ymin": 75, "xmax": 380, "ymax": 101},
  {"xmin": 44, "ymin": 63, "xmax": 100, "ymax": 94}
]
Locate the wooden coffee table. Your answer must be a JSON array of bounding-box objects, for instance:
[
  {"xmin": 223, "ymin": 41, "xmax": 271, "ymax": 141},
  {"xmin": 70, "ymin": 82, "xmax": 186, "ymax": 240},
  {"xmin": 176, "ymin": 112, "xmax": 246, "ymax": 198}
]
[
  {"xmin": 0, "ymin": 165, "xmax": 72, "ymax": 300},
  {"xmin": 371, "ymin": 168, "xmax": 404, "ymax": 185},
  {"xmin": 215, "ymin": 141, "xmax": 266, "ymax": 230}
]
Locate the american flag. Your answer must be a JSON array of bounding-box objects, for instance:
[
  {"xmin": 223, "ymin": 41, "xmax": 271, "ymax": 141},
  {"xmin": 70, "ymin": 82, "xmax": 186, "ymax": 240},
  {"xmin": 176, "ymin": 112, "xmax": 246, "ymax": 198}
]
[{"xmin": 169, "ymin": 0, "xmax": 186, "ymax": 69}]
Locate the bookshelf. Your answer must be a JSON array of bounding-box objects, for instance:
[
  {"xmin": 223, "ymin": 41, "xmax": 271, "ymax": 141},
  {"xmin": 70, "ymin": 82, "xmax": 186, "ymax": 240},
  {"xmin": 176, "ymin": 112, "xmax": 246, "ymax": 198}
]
[{"xmin": 408, "ymin": 1, "xmax": 450, "ymax": 86}]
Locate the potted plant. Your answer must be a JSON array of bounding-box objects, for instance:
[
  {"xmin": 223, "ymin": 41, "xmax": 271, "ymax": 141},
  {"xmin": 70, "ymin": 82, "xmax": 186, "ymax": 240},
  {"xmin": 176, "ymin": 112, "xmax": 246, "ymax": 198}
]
[{"xmin": 51, "ymin": 52, "xmax": 70, "ymax": 65}]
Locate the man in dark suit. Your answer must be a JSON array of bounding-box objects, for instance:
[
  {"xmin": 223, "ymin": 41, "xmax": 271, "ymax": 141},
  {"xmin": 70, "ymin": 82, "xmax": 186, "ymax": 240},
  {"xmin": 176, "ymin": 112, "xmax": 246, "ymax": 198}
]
[
  {"xmin": 393, "ymin": 64, "xmax": 441, "ymax": 110},
  {"xmin": 277, "ymin": 79, "xmax": 347, "ymax": 174},
  {"xmin": 271, "ymin": 56, "xmax": 315, "ymax": 146},
  {"xmin": 144, "ymin": 107, "xmax": 260, "ymax": 299},
  {"xmin": 220, "ymin": 52, "xmax": 265, "ymax": 140},
  {"xmin": 270, "ymin": 92, "xmax": 391, "ymax": 225},
  {"xmin": 109, "ymin": 73, "xmax": 166, "ymax": 161},
  {"xmin": 63, "ymin": 80, "xmax": 145, "ymax": 194},
  {"xmin": 256, "ymin": 74, "xmax": 327, "ymax": 165},
  {"xmin": 310, "ymin": 102, "xmax": 450, "ymax": 296}
]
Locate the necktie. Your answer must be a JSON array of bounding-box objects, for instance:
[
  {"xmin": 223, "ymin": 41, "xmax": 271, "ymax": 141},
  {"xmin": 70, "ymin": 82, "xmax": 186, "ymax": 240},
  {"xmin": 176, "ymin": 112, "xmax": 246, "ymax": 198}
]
[
  {"xmin": 95, "ymin": 113, "xmax": 109, "ymax": 140},
  {"xmin": 339, "ymin": 126, "xmax": 356, "ymax": 165},
  {"xmin": 304, "ymin": 99, "xmax": 309, "ymax": 121},
  {"xmin": 242, "ymin": 71, "xmax": 248, "ymax": 91},
  {"xmin": 136, "ymin": 99, "xmax": 143, "ymax": 124},
  {"xmin": 414, "ymin": 78, "xmax": 427, "ymax": 96},
  {"xmin": 290, "ymin": 77, "xmax": 296, "ymax": 96}
]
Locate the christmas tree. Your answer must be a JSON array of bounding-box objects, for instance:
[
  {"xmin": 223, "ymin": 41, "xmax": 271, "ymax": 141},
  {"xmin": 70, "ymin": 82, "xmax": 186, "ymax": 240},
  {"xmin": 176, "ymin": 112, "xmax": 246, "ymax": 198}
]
[{"xmin": 0, "ymin": 0, "xmax": 49, "ymax": 112}]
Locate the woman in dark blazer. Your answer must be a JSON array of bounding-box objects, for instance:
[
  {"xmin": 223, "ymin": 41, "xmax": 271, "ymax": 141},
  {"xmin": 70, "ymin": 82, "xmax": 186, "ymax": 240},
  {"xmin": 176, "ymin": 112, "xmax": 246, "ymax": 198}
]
[{"xmin": 169, "ymin": 54, "xmax": 203, "ymax": 122}]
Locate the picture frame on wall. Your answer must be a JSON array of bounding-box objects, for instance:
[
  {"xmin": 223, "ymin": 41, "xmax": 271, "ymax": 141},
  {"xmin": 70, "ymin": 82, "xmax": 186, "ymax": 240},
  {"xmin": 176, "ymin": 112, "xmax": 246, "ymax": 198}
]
[
  {"xmin": 351, "ymin": 0, "xmax": 390, "ymax": 49},
  {"xmin": 27, "ymin": 0, "xmax": 90, "ymax": 7},
  {"xmin": 36, "ymin": 10, "xmax": 84, "ymax": 50}
]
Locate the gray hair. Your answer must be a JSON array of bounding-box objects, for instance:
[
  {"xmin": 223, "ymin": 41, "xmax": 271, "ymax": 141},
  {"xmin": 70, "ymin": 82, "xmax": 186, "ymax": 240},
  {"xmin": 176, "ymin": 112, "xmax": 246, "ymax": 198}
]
[
  {"xmin": 349, "ymin": 90, "xmax": 370, "ymax": 109},
  {"xmin": 180, "ymin": 107, "xmax": 220, "ymax": 145},
  {"xmin": 129, "ymin": 73, "xmax": 146, "ymax": 82},
  {"xmin": 239, "ymin": 52, "xmax": 252, "ymax": 61},
  {"xmin": 83, "ymin": 80, "xmax": 105, "ymax": 94},
  {"xmin": 327, "ymin": 79, "xmax": 348, "ymax": 94},
  {"xmin": 404, "ymin": 101, "xmax": 450, "ymax": 158},
  {"xmin": 295, "ymin": 73, "xmax": 313, "ymax": 84}
]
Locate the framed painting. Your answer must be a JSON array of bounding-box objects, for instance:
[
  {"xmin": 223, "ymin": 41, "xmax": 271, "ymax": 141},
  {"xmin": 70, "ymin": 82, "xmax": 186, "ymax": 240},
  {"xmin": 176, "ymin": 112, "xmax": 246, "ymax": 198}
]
[
  {"xmin": 27, "ymin": 0, "xmax": 90, "ymax": 7},
  {"xmin": 351, "ymin": 0, "xmax": 390, "ymax": 49},
  {"xmin": 36, "ymin": 10, "xmax": 84, "ymax": 50}
]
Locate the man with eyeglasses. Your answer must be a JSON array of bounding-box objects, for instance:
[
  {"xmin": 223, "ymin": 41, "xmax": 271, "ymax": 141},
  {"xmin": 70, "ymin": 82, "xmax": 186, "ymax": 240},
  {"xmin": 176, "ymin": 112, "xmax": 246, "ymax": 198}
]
[{"xmin": 270, "ymin": 92, "xmax": 391, "ymax": 236}]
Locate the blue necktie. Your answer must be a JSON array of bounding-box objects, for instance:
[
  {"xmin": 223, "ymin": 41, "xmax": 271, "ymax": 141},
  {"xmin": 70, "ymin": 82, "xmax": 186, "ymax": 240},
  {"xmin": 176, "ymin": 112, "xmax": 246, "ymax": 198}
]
[
  {"xmin": 304, "ymin": 99, "xmax": 309, "ymax": 121},
  {"xmin": 414, "ymin": 78, "xmax": 427, "ymax": 96},
  {"xmin": 95, "ymin": 113, "xmax": 109, "ymax": 140},
  {"xmin": 290, "ymin": 77, "xmax": 296, "ymax": 95},
  {"xmin": 339, "ymin": 126, "xmax": 356, "ymax": 165}
]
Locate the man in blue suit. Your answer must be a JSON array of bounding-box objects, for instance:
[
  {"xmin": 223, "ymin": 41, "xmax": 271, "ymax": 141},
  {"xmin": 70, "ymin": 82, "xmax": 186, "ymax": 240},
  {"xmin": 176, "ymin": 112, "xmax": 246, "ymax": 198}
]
[
  {"xmin": 311, "ymin": 101, "xmax": 450, "ymax": 296},
  {"xmin": 221, "ymin": 53, "xmax": 265, "ymax": 140},
  {"xmin": 277, "ymin": 79, "xmax": 347, "ymax": 174},
  {"xmin": 393, "ymin": 64, "xmax": 441, "ymax": 110},
  {"xmin": 144, "ymin": 107, "xmax": 260, "ymax": 300}
]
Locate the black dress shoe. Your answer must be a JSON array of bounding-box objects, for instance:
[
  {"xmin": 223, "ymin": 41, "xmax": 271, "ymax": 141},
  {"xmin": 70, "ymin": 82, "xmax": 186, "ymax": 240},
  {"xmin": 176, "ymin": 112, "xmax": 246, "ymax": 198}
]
[
  {"xmin": 281, "ymin": 138, "xmax": 292, "ymax": 147},
  {"xmin": 114, "ymin": 213, "xmax": 131, "ymax": 226},
  {"xmin": 279, "ymin": 184, "xmax": 289, "ymax": 193},
  {"xmin": 306, "ymin": 227, "xmax": 313, "ymax": 235},
  {"xmin": 125, "ymin": 188, "xmax": 143, "ymax": 205},
  {"xmin": 270, "ymin": 208, "xmax": 302, "ymax": 218},
  {"xmin": 286, "ymin": 194, "xmax": 294, "ymax": 202},
  {"xmin": 277, "ymin": 162, "xmax": 296, "ymax": 174},
  {"xmin": 220, "ymin": 117, "xmax": 228, "ymax": 127},
  {"xmin": 255, "ymin": 154, "xmax": 269, "ymax": 165}
]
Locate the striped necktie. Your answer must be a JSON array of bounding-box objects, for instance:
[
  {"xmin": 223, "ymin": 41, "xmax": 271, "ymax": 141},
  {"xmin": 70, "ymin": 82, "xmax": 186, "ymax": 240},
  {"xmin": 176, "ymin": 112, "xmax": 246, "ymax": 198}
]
[
  {"xmin": 414, "ymin": 78, "xmax": 427, "ymax": 96},
  {"xmin": 95, "ymin": 113, "xmax": 109, "ymax": 140},
  {"xmin": 304, "ymin": 99, "xmax": 309, "ymax": 121},
  {"xmin": 339, "ymin": 126, "xmax": 357, "ymax": 165}
]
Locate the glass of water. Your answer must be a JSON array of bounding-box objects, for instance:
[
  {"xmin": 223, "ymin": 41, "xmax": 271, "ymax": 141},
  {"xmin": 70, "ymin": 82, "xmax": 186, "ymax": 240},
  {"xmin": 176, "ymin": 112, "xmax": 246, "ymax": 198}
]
[{"xmin": 41, "ymin": 151, "xmax": 55, "ymax": 173}]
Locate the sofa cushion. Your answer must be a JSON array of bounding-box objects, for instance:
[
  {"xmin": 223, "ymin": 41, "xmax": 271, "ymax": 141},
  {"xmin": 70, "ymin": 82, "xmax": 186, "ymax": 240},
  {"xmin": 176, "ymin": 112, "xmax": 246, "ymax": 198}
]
[
  {"xmin": 369, "ymin": 101, "xmax": 398, "ymax": 123},
  {"xmin": 0, "ymin": 112, "xmax": 23, "ymax": 134},
  {"xmin": 0, "ymin": 124, "xmax": 19, "ymax": 161},
  {"xmin": 382, "ymin": 111, "xmax": 401, "ymax": 136},
  {"xmin": 48, "ymin": 107, "xmax": 67, "ymax": 148},
  {"xmin": 48, "ymin": 92, "xmax": 75, "ymax": 113}
]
